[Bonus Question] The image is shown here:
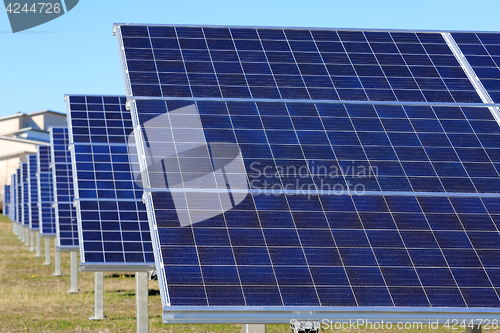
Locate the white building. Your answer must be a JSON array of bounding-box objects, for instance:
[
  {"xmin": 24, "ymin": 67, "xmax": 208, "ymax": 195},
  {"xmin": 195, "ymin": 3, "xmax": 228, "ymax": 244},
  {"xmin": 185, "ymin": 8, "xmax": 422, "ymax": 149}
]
[{"xmin": 0, "ymin": 110, "xmax": 67, "ymax": 211}]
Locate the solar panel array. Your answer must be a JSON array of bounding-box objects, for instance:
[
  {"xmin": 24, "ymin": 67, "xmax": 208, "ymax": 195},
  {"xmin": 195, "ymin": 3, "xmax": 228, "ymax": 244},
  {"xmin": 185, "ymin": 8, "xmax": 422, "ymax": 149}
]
[
  {"xmin": 66, "ymin": 95, "xmax": 154, "ymax": 267},
  {"xmin": 116, "ymin": 24, "xmax": 500, "ymax": 317},
  {"xmin": 37, "ymin": 146, "xmax": 56, "ymax": 236},
  {"xmin": 4, "ymin": 185, "xmax": 10, "ymax": 216},
  {"xmin": 27, "ymin": 155, "xmax": 39, "ymax": 231},
  {"xmin": 50, "ymin": 127, "xmax": 78, "ymax": 249}
]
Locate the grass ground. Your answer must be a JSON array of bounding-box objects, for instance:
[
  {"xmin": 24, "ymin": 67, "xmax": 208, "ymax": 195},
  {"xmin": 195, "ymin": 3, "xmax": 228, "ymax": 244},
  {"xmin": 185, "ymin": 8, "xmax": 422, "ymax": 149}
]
[{"xmin": 0, "ymin": 214, "xmax": 478, "ymax": 332}]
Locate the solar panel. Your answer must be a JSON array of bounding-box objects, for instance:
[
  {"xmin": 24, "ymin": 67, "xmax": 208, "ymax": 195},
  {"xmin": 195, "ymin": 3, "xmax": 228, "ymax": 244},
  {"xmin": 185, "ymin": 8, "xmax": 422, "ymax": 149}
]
[
  {"xmin": 65, "ymin": 95, "xmax": 155, "ymax": 271},
  {"xmin": 4, "ymin": 185, "xmax": 10, "ymax": 216},
  {"xmin": 9, "ymin": 174, "xmax": 16, "ymax": 222},
  {"xmin": 50, "ymin": 127, "xmax": 78, "ymax": 249},
  {"xmin": 37, "ymin": 146, "xmax": 56, "ymax": 236},
  {"xmin": 15, "ymin": 168, "xmax": 21, "ymax": 224},
  {"xmin": 21, "ymin": 163, "xmax": 29, "ymax": 227},
  {"xmin": 27, "ymin": 154, "xmax": 40, "ymax": 231},
  {"xmin": 115, "ymin": 25, "xmax": 490, "ymax": 104},
  {"xmin": 116, "ymin": 24, "xmax": 500, "ymax": 322},
  {"xmin": 452, "ymin": 33, "xmax": 500, "ymax": 103}
]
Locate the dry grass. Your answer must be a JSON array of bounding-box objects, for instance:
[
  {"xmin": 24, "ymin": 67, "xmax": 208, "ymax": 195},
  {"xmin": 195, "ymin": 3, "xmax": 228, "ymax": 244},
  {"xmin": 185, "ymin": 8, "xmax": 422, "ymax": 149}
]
[{"xmin": 0, "ymin": 215, "xmax": 486, "ymax": 333}]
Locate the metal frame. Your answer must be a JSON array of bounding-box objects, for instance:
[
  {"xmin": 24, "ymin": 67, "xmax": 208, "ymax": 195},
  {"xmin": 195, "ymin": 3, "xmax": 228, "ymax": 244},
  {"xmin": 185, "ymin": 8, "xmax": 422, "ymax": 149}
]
[
  {"xmin": 79, "ymin": 263, "xmax": 155, "ymax": 272},
  {"xmin": 126, "ymin": 95, "xmax": 500, "ymax": 108},
  {"xmin": 162, "ymin": 306, "xmax": 500, "ymax": 324}
]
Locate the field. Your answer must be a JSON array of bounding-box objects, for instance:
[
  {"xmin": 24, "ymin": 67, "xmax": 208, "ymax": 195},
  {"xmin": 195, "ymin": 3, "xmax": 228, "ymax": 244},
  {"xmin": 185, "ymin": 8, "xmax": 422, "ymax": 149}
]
[{"xmin": 0, "ymin": 214, "xmax": 476, "ymax": 332}]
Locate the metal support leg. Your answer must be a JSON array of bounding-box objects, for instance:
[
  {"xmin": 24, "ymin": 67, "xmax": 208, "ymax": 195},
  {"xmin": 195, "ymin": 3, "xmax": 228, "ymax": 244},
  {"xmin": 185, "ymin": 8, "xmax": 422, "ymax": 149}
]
[
  {"xmin": 466, "ymin": 326, "xmax": 481, "ymax": 333},
  {"xmin": 18, "ymin": 225, "xmax": 23, "ymax": 241},
  {"xmin": 53, "ymin": 248, "xmax": 62, "ymax": 276},
  {"xmin": 67, "ymin": 251, "xmax": 79, "ymax": 293},
  {"xmin": 242, "ymin": 324, "xmax": 266, "ymax": 333},
  {"xmin": 35, "ymin": 232, "xmax": 41, "ymax": 257},
  {"xmin": 43, "ymin": 238, "xmax": 51, "ymax": 265},
  {"xmin": 29, "ymin": 231, "xmax": 35, "ymax": 251},
  {"xmin": 25, "ymin": 227, "xmax": 30, "ymax": 246},
  {"xmin": 136, "ymin": 272, "xmax": 149, "ymax": 333},
  {"xmin": 12, "ymin": 222, "xmax": 16, "ymax": 234},
  {"xmin": 90, "ymin": 272, "xmax": 105, "ymax": 320}
]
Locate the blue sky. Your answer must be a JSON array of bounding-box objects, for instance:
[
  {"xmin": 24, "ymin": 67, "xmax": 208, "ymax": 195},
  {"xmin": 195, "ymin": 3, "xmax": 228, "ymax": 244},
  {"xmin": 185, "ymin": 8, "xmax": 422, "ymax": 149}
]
[{"xmin": 0, "ymin": 0, "xmax": 499, "ymax": 118}]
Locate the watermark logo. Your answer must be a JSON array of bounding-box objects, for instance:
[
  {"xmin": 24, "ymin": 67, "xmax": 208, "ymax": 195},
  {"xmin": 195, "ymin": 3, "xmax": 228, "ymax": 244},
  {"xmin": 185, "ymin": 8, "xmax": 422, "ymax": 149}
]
[{"xmin": 4, "ymin": 0, "xmax": 79, "ymax": 33}]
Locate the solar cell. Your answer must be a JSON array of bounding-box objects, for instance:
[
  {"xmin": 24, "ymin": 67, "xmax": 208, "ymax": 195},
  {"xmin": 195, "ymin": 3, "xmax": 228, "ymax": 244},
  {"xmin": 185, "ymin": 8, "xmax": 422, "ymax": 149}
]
[
  {"xmin": 66, "ymin": 95, "xmax": 155, "ymax": 270},
  {"xmin": 116, "ymin": 24, "xmax": 500, "ymax": 322},
  {"xmin": 38, "ymin": 146, "xmax": 56, "ymax": 236},
  {"xmin": 27, "ymin": 154, "xmax": 39, "ymax": 231},
  {"xmin": 50, "ymin": 127, "xmax": 78, "ymax": 249}
]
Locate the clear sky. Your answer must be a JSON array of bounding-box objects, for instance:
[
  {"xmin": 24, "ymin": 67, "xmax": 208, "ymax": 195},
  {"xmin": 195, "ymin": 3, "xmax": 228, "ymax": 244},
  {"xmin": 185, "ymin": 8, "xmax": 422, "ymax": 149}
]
[{"xmin": 0, "ymin": 0, "xmax": 499, "ymax": 118}]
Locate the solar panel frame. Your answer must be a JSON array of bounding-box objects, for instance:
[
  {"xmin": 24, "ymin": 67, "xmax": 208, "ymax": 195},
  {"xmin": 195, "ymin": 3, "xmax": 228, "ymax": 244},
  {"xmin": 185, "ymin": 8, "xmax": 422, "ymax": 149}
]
[
  {"xmin": 116, "ymin": 24, "xmax": 500, "ymax": 323},
  {"xmin": 38, "ymin": 145, "xmax": 56, "ymax": 237},
  {"xmin": 50, "ymin": 127, "xmax": 79, "ymax": 250},
  {"xmin": 65, "ymin": 94, "xmax": 155, "ymax": 272}
]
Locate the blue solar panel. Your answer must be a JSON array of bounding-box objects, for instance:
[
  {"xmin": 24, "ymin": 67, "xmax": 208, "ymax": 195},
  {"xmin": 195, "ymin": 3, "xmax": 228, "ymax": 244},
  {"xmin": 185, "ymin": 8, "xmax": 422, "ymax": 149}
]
[
  {"xmin": 38, "ymin": 146, "xmax": 56, "ymax": 236},
  {"xmin": 10, "ymin": 174, "xmax": 16, "ymax": 222},
  {"xmin": 4, "ymin": 185, "xmax": 10, "ymax": 216},
  {"xmin": 116, "ymin": 26, "xmax": 486, "ymax": 104},
  {"xmin": 116, "ymin": 24, "xmax": 500, "ymax": 322},
  {"xmin": 452, "ymin": 33, "xmax": 500, "ymax": 103},
  {"xmin": 15, "ymin": 169, "xmax": 21, "ymax": 224},
  {"xmin": 21, "ymin": 163, "xmax": 29, "ymax": 227},
  {"xmin": 66, "ymin": 95, "xmax": 154, "ymax": 269},
  {"xmin": 50, "ymin": 127, "xmax": 78, "ymax": 249},
  {"xmin": 27, "ymin": 154, "xmax": 39, "ymax": 230}
]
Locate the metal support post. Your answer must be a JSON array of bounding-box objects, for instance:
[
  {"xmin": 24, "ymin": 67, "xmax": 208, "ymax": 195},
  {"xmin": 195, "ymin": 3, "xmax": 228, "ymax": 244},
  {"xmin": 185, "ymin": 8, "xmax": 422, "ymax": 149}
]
[
  {"xmin": 466, "ymin": 326, "xmax": 482, "ymax": 333},
  {"xmin": 136, "ymin": 271, "xmax": 149, "ymax": 333},
  {"xmin": 29, "ymin": 231, "xmax": 34, "ymax": 252},
  {"xmin": 242, "ymin": 324, "xmax": 266, "ymax": 333},
  {"xmin": 25, "ymin": 227, "xmax": 30, "ymax": 246},
  {"xmin": 67, "ymin": 251, "xmax": 79, "ymax": 293},
  {"xmin": 53, "ymin": 248, "xmax": 62, "ymax": 276},
  {"xmin": 35, "ymin": 232, "xmax": 41, "ymax": 257},
  {"xmin": 12, "ymin": 222, "xmax": 16, "ymax": 234},
  {"xmin": 18, "ymin": 225, "xmax": 23, "ymax": 241},
  {"xmin": 43, "ymin": 238, "xmax": 51, "ymax": 265},
  {"xmin": 90, "ymin": 272, "xmax": 105, "ymax": 320}
]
